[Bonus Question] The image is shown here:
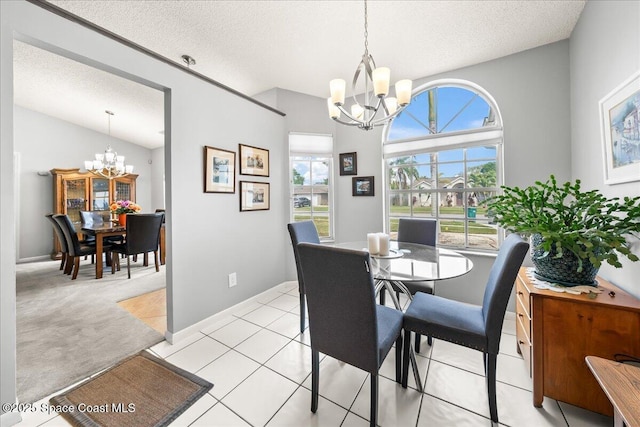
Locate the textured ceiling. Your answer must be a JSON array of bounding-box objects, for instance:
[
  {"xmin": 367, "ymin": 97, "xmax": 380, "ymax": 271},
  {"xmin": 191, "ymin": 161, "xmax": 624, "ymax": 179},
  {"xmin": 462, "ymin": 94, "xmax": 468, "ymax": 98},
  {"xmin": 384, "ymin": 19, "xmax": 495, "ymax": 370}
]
[{"xmin": 14, "ymin": 0, "xmax": 586, "ymax": 148}]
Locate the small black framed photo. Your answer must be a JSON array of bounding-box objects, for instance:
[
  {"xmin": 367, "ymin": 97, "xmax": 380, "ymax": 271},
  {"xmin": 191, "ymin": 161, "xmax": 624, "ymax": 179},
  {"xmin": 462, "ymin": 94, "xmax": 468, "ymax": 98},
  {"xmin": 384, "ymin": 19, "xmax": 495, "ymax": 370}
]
[
  {"xmin": 352, "ymin": 176, "xmax": 374, "ymax": 196},
  {"xmin": 339, "ymin": 152, "xmax": 357, "ymax": 176}
]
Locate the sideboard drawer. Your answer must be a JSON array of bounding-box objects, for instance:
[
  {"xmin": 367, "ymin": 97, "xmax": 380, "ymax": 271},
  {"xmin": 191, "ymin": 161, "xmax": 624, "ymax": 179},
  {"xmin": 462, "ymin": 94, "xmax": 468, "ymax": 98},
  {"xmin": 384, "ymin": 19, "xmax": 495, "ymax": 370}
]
[{"xmin": 516, "ymin": 315, "xmax": 532, "ymax": 377}]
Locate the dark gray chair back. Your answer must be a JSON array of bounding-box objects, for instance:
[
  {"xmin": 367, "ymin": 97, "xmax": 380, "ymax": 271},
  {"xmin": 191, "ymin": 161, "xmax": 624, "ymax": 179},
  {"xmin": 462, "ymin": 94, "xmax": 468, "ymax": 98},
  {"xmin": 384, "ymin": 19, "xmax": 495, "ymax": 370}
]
[
  {"xmin": 397, "ymin": 218, "xmax": 437, "ymax": 246},
  {"xmin": 53, "ymin": 214, "xmax": 83, "ymax": 256},
  {"xmin": 297, "ymin": 243, "xmax": 380, "ymax": 373},
  {"xmin": 122, "ymin": 214, "xmax": 164, "ymax": 255},
  {"xmin": 482, "ymin": 233, "xmax": 530, "ymax": 353},
  {"xmin": 287, "ymin": 221, "xmax": 320, "ymax": 288},
  {"xmin": 46, "ymin": 213, "xmax": 68, "ymax": 253},
  {"xmin": 287, "ymin": 221, "xmax": 320, "ymax": 332}
]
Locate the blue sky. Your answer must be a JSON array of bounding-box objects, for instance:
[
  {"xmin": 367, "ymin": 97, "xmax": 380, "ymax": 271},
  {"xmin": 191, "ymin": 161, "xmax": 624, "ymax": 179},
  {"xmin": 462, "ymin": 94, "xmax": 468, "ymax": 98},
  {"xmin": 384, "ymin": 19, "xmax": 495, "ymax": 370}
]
[{"xmin": 388, "ymin": 86, "xmax": 491, "ymax": 141}]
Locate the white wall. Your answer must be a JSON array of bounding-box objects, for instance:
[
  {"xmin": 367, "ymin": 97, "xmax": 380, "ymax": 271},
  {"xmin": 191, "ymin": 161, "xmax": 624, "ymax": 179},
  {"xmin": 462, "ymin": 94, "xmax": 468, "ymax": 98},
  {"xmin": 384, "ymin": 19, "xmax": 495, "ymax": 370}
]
[
  {"xmin": 570, "ymin": 0, "xmax": 640, "ymax": 298},
  {"xmin": 2, "ymin": 1, "xmax": 286, "ymax": 415},
  {"xmin": 14, "ymin": 106, "xmax": 154, "ymax": 260}
]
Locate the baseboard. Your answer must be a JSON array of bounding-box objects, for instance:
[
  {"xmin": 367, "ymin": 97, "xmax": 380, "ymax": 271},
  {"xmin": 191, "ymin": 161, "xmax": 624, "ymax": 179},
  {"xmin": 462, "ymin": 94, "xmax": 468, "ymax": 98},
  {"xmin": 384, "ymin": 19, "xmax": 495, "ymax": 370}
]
[
  {"xmin": 166, "ymin": 281, "xmax": 297, "ymax": 344},
  {"xmin": 1, "ymin": 410, "xmax": 22, "ymax": 427},
  {"xmin": 16, "ymin": 255, "xmax": 51, "ymax": 264}
]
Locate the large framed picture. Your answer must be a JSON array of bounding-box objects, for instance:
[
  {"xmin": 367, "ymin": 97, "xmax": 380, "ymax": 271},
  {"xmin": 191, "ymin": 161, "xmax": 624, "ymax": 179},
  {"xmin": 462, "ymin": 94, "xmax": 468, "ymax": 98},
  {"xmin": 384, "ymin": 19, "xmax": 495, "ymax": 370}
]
[
  {"xmin": 339, "ymin": 152, "xmax": 358, "ymax": 175},
  {"xmin": 599, "ymin": 71, "xmax": 640, "ymax": 185},
  {"xmin": 204, "ymin": 146, "xmax": 235, "ymax": 193},
  {"xmin": 239, "ymin": 181, "xmax": 270, "ymax": 211},
  {"xmin": 352, "ymin": 176, "xmax": 374, "ymax": 196},
  {"xmin": 239, "ymin": 144, "xmax": 270, "ymax": 177}
]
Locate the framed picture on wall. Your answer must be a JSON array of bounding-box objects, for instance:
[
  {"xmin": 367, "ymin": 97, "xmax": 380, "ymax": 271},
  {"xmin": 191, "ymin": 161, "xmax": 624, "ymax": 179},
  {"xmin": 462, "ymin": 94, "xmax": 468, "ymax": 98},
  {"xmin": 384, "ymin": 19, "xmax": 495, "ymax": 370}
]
[
  {"xmin": 204, "ymin": 146, "xmax": 235, "ymax": 193},
  {"xmin": 339, "ymin": 152, "xmax": 358, "ymax": 175},
  {"xmin": 599, "ymin": 71, "xmax": 640, "ymax": 185},
  {"xmin": 239, "ymin": 144, "xmax": 270, "ymax": 177},
  {"xmin": 240, "ymin": 181, "xmax": 270, "ymax": 211},
  {"xmin": 352, "ymin": 176, "xmax": 374, "ymax": 196}
]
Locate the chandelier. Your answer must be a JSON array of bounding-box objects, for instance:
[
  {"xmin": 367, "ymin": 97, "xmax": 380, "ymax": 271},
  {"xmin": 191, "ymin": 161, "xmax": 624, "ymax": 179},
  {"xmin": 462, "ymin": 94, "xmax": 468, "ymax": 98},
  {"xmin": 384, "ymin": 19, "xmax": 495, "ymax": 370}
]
[
  {"xmin": 84, "ymin": 110, "xmax": 134, "ymax": 179},
  {"xmin": 327, "ymin": 0, "xmax": 412, "ymax": 131}
]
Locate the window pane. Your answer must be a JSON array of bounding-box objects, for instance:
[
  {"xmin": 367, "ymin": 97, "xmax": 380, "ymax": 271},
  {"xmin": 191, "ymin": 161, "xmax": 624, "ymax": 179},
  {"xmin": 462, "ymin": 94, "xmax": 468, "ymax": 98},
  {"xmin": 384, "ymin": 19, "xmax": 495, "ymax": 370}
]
[
  {"xmin": 311, "ymin": 161, "xmax": 329, "ymax": 185},
  {"xmin": 467, "ymin": 146, "xmax": 497, "ymax": 160},
  {"xmin": 312, "ymin": 214, "xmax": 330, "ymax": 238},
  {"xmin": 292, "ymin": 161, "xmax": 309, "ymax": 185},
  {"xmin": 437, "ymin": 165, "xmax": 465, "ymax": 189},
  {"xmin": 438, "ymin": 192, "xmax": 464, "ymax": 215},
  {"xmin": 467, "ymin": 160, "xmax": 497, "ymax": 188},
  {"xmin": 468, "ymin": 220, "xmax": 498, "ymax": 250},
  {"xmin": 438, "ymin": 149, "xmax": 464, "ymax": 162},
  {"xmin": 389, "ymin": 192, "xmax": 411, "ymax": 216},
  {"xmin": 414, "ymin": 164, "xmax": 433, "ymax": 183},
  {"xmin": 438, "ymin": 220, "xmax": 466, "ymax": 246},
  {"xmin": 389, "ymin": 167, "xmax": 414, "ymax": 190}
]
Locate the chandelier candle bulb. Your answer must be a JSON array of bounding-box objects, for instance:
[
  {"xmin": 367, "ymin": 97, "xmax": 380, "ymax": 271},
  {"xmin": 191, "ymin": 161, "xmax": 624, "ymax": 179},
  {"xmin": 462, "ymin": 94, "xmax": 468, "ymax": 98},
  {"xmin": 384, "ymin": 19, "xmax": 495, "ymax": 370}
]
[
  {"xmin": 372, "ymin": 67, "xmax": 390, "ymax": 96},
  {"xmin": 330, "ymin": 79, "xmax": 346, "ymax": 105},
  {"xmin": 327, "ymin": 98, "xmax": 341, "ymax": 119},
  {"xmin": 351, "ymin": 104, "xmax": 365, "ymax": 120},
  {"xmin": 396, "ymin": 79, "xmax": 413, "ymax": 105},
  {"xmin": 385, "ymin": 97, "xmax": 398, "ymax": 114},
  {"xmin": 378, "ymin": 233, "xmax": 390, "ymax": 256},
  {"xmin": 367, "ymin": 233, "xmax": 380, "ymax": 255}
]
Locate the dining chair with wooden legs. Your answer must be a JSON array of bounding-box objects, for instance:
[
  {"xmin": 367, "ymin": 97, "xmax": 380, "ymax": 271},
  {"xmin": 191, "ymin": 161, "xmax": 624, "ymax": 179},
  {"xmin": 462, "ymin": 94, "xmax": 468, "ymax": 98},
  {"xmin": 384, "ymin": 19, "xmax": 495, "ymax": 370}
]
[{"xmin": 110, "ymin": 213, "xmax": 164, "ymax": 279}]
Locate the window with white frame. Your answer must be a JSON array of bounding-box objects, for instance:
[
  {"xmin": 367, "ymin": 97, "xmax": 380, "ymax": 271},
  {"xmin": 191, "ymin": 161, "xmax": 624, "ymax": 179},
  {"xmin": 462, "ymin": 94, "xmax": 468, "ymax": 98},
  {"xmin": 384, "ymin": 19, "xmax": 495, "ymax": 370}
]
[
  {"xmin": 384, "ymin": 80, "xmax": 503, "ymax": 251},
  {"xmin": 289, "ymin": 133, "xmax": 334, "ymax": 240}
]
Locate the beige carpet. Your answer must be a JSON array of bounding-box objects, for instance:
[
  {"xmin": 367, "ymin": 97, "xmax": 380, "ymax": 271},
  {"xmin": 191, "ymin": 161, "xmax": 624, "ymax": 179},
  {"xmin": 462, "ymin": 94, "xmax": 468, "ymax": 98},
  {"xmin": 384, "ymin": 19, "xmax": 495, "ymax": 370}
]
[{"xmin": 16, "ymin": 258, "xmax": 166, "ymax": 404}]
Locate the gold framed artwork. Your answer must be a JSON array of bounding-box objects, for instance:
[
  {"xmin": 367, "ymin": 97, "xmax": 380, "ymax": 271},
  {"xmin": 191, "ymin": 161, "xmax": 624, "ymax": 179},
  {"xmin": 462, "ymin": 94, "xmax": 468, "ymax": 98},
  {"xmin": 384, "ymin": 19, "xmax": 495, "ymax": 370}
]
[
  {"xmin": 239, "ymin": 144, "xmax": 270, "ymax": 177},
  {"xmin": 239, "ymin": 181, "xmax": 270, "ymax": 211},
  {"xmin": 204, "ymin": 146, "xmax": 235, "ymax": 193}
]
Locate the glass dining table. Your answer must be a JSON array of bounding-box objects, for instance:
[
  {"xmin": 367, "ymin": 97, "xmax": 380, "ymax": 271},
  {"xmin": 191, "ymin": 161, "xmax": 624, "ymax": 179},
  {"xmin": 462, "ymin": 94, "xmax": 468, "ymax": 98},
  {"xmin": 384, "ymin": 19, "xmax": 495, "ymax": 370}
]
[{"xmin": 332, "ymin": 240, "xmax": 474, "ymax": 391}]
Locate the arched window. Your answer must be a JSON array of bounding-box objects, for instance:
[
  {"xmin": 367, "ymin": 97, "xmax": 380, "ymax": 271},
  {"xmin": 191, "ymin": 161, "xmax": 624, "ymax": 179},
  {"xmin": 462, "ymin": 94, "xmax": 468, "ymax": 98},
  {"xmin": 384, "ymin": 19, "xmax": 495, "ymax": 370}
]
[{"xmin": 383, "ymin": 79, "xmax": 503, "ymax": 251}]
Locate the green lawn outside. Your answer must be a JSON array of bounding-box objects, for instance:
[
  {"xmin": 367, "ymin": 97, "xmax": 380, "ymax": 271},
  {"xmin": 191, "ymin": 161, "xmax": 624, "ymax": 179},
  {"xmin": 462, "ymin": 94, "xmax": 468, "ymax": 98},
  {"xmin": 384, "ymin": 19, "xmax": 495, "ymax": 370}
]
[{"xmin": 293, "ymin": 215, "xmax": 330, "ymax": 237}]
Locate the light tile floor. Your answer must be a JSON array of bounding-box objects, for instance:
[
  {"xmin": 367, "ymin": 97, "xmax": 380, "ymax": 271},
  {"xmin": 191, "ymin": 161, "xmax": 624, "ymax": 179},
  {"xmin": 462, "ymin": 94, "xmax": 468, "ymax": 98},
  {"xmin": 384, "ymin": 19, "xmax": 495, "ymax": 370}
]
[{"xmin": 16, "ymin": 281, "xmax": 614, "ymax": 426}]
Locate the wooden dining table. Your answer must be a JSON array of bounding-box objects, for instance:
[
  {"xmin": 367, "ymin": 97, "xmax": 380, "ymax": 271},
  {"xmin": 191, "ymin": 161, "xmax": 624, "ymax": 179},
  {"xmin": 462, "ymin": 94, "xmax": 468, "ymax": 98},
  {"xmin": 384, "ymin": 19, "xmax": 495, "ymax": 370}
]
[{"xmin": 82, "ymin": 222, "xmax": 166, "ymax": 279}]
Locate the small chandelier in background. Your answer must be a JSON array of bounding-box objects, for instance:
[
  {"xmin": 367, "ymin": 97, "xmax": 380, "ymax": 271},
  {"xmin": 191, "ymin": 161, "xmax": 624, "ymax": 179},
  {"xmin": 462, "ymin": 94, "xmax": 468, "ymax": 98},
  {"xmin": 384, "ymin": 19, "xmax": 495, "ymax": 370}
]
[
  {"xmin": 84, "ymin": 110, "xmax": 134, "ymax": 179},
  {"xmin": 327, "ymin": 0, "xmax": 412, "ymax": 131}
]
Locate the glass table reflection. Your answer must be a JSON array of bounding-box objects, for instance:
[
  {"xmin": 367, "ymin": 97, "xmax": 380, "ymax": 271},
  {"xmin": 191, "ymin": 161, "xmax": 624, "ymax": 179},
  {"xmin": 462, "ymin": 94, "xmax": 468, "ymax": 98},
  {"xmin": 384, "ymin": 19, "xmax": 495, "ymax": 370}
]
[{"xmin": 332, "ymin": 240, "xmax": 473, "ymax": 391}]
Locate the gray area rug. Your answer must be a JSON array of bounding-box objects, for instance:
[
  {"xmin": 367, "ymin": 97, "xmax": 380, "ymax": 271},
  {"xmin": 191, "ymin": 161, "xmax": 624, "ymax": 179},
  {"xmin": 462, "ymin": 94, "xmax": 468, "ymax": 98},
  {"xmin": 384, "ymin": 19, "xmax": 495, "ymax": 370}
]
[{"xmin": 16, "ymin": 258, "xmax": 165, "ymax": 404}]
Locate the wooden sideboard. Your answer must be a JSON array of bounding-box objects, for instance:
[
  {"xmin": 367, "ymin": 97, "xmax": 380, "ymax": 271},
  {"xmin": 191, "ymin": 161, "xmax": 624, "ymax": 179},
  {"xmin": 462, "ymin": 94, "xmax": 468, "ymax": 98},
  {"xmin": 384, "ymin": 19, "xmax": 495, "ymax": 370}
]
[{"xmin": 515, "ymin": 267, "xmax": 640, "ymax": 416}]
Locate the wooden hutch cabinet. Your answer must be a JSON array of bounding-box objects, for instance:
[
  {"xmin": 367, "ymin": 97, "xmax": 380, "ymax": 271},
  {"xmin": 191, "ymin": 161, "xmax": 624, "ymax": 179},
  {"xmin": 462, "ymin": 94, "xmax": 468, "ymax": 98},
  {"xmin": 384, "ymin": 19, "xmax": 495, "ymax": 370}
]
[
  {"xmin": 515, "ymin": 267, "xmax": 640, "ymax": 416},
  {"xmin": 50, "ymin": 168, "xmax": 137, "ymax": 259}
]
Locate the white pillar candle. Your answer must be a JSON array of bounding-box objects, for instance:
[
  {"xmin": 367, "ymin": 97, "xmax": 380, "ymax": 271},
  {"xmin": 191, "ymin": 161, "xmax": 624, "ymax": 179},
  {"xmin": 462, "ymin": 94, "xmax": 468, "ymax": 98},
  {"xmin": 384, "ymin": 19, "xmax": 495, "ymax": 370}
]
[
  {"xmin": 367, "ymin": 233, "xmax": 379, "ymax": 255},
  {"xmin": 378, "ymin": 233, "xmax": 390, "ymax": 256}
]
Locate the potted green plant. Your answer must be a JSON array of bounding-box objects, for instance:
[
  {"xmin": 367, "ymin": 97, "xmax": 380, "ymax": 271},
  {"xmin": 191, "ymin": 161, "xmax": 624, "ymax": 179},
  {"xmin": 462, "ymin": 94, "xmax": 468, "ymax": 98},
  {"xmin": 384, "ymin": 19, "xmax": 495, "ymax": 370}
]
[{"xmin": 486, "ymin": 175, "xmax": 640, "ymax": 286}]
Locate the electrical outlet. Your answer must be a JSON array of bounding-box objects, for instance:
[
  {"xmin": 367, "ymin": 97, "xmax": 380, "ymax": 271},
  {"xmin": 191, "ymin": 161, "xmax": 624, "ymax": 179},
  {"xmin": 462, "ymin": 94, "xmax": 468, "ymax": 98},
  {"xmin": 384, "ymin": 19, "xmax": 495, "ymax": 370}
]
[{"xmin": 228, "ymin": 272, "xmax": 237, "ymax": 287}]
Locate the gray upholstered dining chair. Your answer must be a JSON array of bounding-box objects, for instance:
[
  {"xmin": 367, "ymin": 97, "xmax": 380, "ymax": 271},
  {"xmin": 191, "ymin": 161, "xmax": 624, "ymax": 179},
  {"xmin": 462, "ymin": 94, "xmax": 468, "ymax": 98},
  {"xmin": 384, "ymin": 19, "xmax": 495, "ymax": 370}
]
[
  {"xmin": 287, "ymin": 221, "xmax": 320, "ymax": 333},
  {"xmin": 386, "ymin": 217, "xmax": 438, "ymax": 352},
  {"xmin": 297, "ymin": 242, "xmax": 403, "ymax": 427},
  {"xmin": 401, "ymin": 233, "xmax": 529, "ymax": 423},
  {"xmin": 110, "ymin": 213, "xmax": 164, "ymax": 278}
]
